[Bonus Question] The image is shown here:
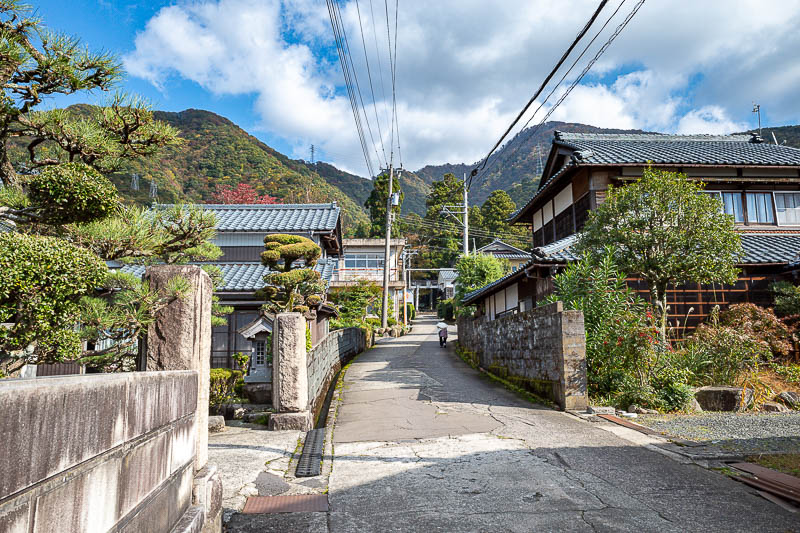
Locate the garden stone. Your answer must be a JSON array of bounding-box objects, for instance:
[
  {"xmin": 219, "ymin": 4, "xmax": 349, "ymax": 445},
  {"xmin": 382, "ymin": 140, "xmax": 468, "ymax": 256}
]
[
  {"xmin": 233, "ymin": 407, "xmax": 245, "ymax": 420},
  {"xmin": 243, "ymin": 383, "xmax": 271, "ymax": 404},
  {"xmin": 694, "ymin": 386, "xmax": 753, "ymax": 412},
  {"xmin": 777, "ymin": 391, "xmax": 800, "ymax": 409},
  {"xmin": 761, "ymin": 401, "xmax": 789, "ymax": 413},
  {"xmin": 629, "ymin": 405, "xmax": 658, "ymax": 415},
  {"xmin": 587, "ymin": 406, "xmax": 615, "ymax": 415},
  {"xmin": 208, "ymin": 415, "xmax": 226, "ymax": 433},
  {"xmin": 687, "ymin": 397, "xmax": 703, "ymax": 412}
]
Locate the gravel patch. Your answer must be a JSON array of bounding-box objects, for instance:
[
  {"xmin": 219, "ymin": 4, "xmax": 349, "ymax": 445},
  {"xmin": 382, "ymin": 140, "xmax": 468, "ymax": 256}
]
[{"xmin": 635, "ymin": 412, "xmax": 800, "ymax": 456}]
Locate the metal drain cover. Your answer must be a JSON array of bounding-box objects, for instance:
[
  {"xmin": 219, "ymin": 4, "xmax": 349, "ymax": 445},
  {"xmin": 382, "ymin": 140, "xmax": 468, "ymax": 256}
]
[
  {"xmin": 295, "ymin": 428, "xmax": 326, "ymax": 477},
  {"xmin": 242, "ymin": 494, "xmax": 329, "ymax": 513}
]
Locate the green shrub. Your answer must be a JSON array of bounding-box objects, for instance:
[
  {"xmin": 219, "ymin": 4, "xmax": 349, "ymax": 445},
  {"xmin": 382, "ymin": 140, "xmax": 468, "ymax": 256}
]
[
  {"xmin": 231, "ymin": 351, "xmax": 250, "ymax": 372},
  {"xmin": 0, "ymin": 232, "xmax": 107, "ymax": 361},
  {"xmin": 769, "ymin": 362, "xmax": 800, "ymax": 383},
  {"xmin": 437, "ymin": 299, "xmax": 454, "ymax": 321},
  {"xmin": 682, "ymin": 317, "xmax": 772, "ymax": 386},
  {"xmin": 771, "ymin": 281, "xmax": 800, "ymax": 317},
  {"xmin": 406, "ymin": 302, "xmax": 416, "ymax": 320},
  {"xmin": 28, "ymin": 162, "xmax": 119, "ymax": 224},
  {"xmin": 718, "ymin": 303, "xmax": 792, "ymax": 357},
  {"xmin": 210, "ymin": 368, "xmax": 242, "ymax": 408}
]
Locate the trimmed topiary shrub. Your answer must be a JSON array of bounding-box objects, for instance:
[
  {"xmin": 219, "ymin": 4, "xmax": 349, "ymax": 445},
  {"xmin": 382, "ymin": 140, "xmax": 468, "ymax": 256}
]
[
  {"xmin": 27, "ymin": 162, "xmax": 119, "ymax": 224},
  {"xmin": 210, "ymin": 368, "xmax": 243, "ymax": 408}
]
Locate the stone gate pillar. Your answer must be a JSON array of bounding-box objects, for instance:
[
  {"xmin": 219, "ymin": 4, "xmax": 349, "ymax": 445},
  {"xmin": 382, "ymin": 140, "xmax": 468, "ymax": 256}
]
[
  {"xmin": 144, "ymin": 265, "xmax": 213, "ymax": 469},
  {"xmin": 269, "ymin": 312, "xmax": 312, "ymax": 431}
]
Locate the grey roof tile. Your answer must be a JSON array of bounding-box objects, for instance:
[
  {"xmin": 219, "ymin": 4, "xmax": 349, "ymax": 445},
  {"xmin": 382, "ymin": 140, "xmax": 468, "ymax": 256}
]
[
  {"xmin": 510, "ymin": 132, "xmax": 800, "ymax": 224},
  {"xmin": 158, "ymin": 203, "xmax": 341, "ymax": 232},
  {"xmin": 117, "ymin": 258, "xmax": 335, "ymax": 292}
]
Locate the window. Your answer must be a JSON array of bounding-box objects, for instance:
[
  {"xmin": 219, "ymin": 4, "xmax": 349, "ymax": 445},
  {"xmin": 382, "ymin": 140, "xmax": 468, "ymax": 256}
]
[
  {"xmin": 775, "ymin": 193, "xmax": 800, "ymax": 225},
  {"xmin": 705, "ymin": 191, "xmax": 744, "ymax": 223},
  {"xmin": 254, "ymin": 341, "xmax": 266, "ymax": 366},
  {"xmin": 344, "ymin": 254, "xmax": 385, "ymax": 268},
  {"xmin": 746, "ymin": 192, "xmax": 774, "ymax": 224}
]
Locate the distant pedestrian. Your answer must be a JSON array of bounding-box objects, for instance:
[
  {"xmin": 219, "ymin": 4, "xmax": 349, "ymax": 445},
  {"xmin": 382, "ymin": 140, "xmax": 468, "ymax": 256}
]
[{"xmin": 438, "ymin": 326, "xmax": 448, "ymax": 347}]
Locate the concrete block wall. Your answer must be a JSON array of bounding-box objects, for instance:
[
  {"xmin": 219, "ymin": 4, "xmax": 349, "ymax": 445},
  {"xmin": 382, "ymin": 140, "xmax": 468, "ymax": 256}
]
[
  {"xmin": 0, "ymin": 371, "xmax": 199, "ymax": 533},
  {"xmin": 457, "ymin": 302, "xmax": 588, "ymax": 410},
  {"xmin": 307, "ymin": 327, "xmax": 365, "ymax": 418}
]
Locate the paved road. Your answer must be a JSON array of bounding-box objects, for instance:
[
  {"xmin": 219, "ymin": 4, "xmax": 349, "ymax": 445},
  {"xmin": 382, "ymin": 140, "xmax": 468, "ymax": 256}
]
[{"xmin": 325, "ymin": 316, "xmax": 797, "ymax": 532}]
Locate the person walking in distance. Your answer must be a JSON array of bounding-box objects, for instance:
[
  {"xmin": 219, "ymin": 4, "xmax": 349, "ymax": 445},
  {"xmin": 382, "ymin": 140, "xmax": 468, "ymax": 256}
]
[{"xmin": 438, "ymin": 325, "xmax": 448, "ymax": 347}]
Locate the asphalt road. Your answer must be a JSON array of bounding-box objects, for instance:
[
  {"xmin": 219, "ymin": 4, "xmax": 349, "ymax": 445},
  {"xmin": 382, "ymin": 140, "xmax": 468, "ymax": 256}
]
[
  {"xmin": 325, "ymin": 316, "xmax": 797, "ymax": 532},
  {"xmin": 224, "ymin": 316, "xmax": 799, "ymax": 532}
]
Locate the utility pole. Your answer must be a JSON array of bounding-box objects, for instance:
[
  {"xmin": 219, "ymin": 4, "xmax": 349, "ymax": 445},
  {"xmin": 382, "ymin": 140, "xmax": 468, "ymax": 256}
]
[
  {"xmin": 752, "ymin": 103, "xmax": 761, "ymax": 136},
  {"xmin": 463, "ymin": 172, "xmax": 469, "ymax": 256},
  {"xmin": 381, "ymin": 165, "xmax": 396, "ymax": 329}
]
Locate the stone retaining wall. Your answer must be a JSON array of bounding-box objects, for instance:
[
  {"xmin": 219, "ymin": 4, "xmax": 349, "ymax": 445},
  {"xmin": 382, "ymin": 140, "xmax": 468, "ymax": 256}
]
[
  {"xmin": 307, "ymin": 327, "xmax": 366, "ymax": 420},
  {"xmin": 457, "ymin": 302, "xmax": 587, "ymax": 410},
  {"xmin": 0, "ymin": 371, "xmax": 203, "ymax": 533}
]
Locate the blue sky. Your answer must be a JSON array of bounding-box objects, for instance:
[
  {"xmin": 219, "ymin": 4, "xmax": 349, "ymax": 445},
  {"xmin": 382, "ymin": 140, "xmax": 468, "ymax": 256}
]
[{"xmin": 31, "ymin": 1, "xmax": 800, "ymax": 176}]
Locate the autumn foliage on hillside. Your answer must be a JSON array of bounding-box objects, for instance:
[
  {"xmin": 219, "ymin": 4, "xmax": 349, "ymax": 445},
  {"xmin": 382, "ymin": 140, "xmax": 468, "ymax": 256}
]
[{"xmin": 209, "ymin": 183, "xmax": 279, "ymax": 204}]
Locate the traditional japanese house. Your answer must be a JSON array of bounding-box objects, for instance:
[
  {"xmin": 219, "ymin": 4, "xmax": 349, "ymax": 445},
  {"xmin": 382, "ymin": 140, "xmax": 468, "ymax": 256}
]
[{"xmin": 464, "ymin": 132, "xmax": 800, "ymax": 327}]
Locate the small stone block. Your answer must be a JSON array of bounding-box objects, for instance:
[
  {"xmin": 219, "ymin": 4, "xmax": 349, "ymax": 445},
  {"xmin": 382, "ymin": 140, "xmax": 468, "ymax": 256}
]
[
  {"xmin": 208, "ymin": 416, "xmax": 225, "ymax": 433},
  {"xmin": 268, "ymin": 411, "xmax": 312, "ymax": 431},
  {"xmin": 587, "ymin": 406, "xmax": 615, "ymax": 415}
]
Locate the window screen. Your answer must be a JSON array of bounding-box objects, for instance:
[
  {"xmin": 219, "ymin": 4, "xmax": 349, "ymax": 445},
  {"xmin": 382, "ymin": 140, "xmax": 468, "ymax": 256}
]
[
  {"xmin": 746, "ymin": 192, "xmax": 774, "ymax": 224},
  {"xmin": 775, "ymin": 193, "xmax": 800, "ymax": 225}
]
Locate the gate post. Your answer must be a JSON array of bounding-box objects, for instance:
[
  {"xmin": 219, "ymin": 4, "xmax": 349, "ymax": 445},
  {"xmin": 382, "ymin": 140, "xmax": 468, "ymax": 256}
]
[{"xmin": 269, "ymin": 312, "xmax": 312, "ymax": 431}]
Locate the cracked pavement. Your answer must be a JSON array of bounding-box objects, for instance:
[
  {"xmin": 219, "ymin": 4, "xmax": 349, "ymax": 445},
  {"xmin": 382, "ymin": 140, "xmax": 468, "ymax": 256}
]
[{"xmin": 230, "ymin": 316, "xmax": 799, "ymax": 532}]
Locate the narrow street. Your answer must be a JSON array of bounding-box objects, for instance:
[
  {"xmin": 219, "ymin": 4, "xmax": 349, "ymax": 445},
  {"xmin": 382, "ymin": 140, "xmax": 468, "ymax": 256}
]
[
  {"xmin": 224, "ymin": 316, "xmax": 799, "ymax": 532},
  {"xmin": 325, "ymin": 316, "xmax": 797, "ymax": 532}
]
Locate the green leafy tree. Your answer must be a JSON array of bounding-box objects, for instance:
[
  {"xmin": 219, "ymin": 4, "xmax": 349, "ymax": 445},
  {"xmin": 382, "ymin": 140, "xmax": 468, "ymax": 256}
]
[
  {"xmin": 454, "ymin": 253, "xmax": 510, "ymax": 313},
  {"xmin": 576, "ymin": 168, "xmax": 743, "ymax": 340},
  {"xmin": 0, "ymin": 4, "xmax": 219, "ymax": 373},
  {"xmin": 479, "ymin": 190, "xmax": 530, "ymax": 249},
  {"xmin": 328, "ymin": 280, "xmax": 382, "ymax": 324},
  {"xmin": 364, "ymin": 171, "xmax": 403, "ymax": 237},
  {"xmin": 258, "ymin": 234, "xmax": 325, "ymax": 313},
  {"xmin": 0, "ymin": 2, "xmax": 178, "ymax": 186}
]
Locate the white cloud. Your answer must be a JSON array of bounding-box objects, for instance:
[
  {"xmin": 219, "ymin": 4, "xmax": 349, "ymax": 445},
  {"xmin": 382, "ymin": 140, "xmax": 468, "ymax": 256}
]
[
  {"xmin": 125, "ymin": 0, "xmax": 800, "ymax": 174},
  {"xmin": 676, "ymin": 106, "xmax": 747, "ymax": 135}
]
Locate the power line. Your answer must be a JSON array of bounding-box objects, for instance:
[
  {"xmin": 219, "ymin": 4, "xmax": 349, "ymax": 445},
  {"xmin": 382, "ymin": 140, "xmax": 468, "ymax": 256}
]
[
  {"xmin": 470, "ymin": 0, "xmax": 631, "ymax": 189},
  {"xmin": 354, "ymin": 0, "xmax": 389, "ymax": 166},
  {"xmin": 326, "ymin": 0, "xmax": 375, "ymax": 177},
  {"xmin": 368, "ymin": 0, "xmax": 392, "ymax": 142},
  {"xmin": 469, "ymin": 0, "xmax": 609, "ymax": 182},
  {"xmin": 469, "ymin": 0, "xmax": 646, "ymax": 192},
  {"xmin": 333, "ymin": 0, "xmax": 384, "ymax": 170}
]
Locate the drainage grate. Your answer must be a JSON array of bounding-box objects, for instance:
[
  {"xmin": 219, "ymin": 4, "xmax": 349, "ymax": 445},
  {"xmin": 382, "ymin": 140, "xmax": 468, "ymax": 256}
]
[
  {"xmin": 242, "ymin": 494, "xmax": 329, "ymax": 513},
  {"xmin": 295, "ymin": 428, "xmax": 326, "ymax": 477}
]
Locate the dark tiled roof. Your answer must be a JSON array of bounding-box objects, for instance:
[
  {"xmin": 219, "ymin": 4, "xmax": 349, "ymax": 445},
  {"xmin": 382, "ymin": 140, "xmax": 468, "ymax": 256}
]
[
  {"xmin": 739, "ymin": 233, "xmax": 800, "ymax": 264},
  {"xmin": 553, "ymin": 131, "xmax": 800, "ymax": 166},
  {"xmin": 532, "ymin": 234, "xmax": 579, "ymax": 263},
  {"xmin": 510, "ymin": 132, "xmax": 800, "ymax": 224},
  {"xmin": 438, "ymin": 269, "xmax": 458, "ymax": 283},
  {"xmin": 160, "ymin": 203, "xmax": 341, "ymax": 232},
  {"xmin": 117, "ymin": 259, "xmax": 336, "ymax": 291},
  {"xmin": 492, "ymin": 253, "xmax": 532, "ymax": 260}
]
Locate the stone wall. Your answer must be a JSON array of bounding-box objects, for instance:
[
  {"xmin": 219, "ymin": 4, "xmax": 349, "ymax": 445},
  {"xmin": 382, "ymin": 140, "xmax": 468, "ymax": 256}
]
[
  {"xmin": 0, "ymin": 371, "xmax": 202, "ymax": 533},
  {"xmin": 457, "ymin": 302, "xmax": 587, "ymax": 410},
  {"xmin": 307, "ymin": 327, "xmax": 365, "ymax": 419}
]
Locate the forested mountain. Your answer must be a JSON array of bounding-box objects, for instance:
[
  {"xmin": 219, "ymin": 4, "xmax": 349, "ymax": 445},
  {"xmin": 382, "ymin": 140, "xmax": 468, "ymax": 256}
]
[
  {"xmin": 25, "ymin": 106, "xmax": 795, "ymax": 235},
  {"xmin": 9, "ymin": 107, "xmax": 372, "ymax": 234}
]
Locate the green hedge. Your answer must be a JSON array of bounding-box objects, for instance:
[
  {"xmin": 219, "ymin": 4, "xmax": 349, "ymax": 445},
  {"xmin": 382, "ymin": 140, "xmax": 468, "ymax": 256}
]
[{"xmin": 210, "ymin": 368, "xmax": 243, "ymax": 408}]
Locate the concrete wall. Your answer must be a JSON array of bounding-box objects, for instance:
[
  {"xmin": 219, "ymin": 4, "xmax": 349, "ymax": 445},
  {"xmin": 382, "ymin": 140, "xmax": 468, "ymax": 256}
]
[
  {"xmin": 457, "ymin": 302, "xmax": 587, "ymax": 410},
  {"xmin": 307, "ymin": 327, "xmax": 365, "ymax": 419},
  {"xmin": 0, "ymin": 371, "xmax": 199, "ymax": 533}
]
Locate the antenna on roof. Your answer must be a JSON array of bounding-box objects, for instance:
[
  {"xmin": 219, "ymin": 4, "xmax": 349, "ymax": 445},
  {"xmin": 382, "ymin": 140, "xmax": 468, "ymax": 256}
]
[
  {"xmin": 752, "ymin": 103, "xmax": 761, "ymax": 136},
  {"xmin": 772, "ymin": 132, "xmax": 779, "ymax": 145},
  {"xmin": 130, "ymin": 173, "xmax": 139, "ymax": 191}
]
